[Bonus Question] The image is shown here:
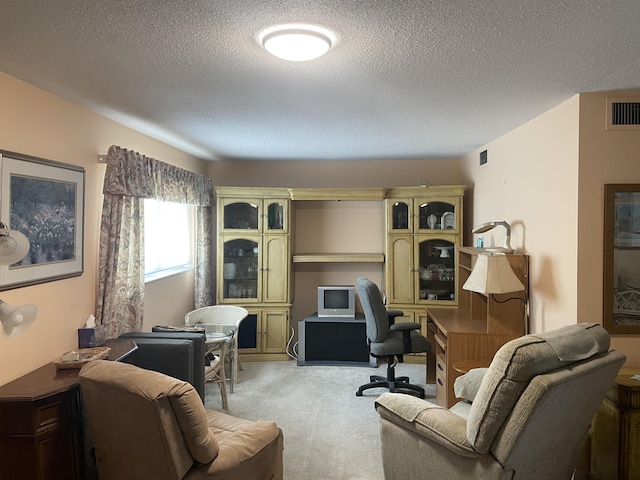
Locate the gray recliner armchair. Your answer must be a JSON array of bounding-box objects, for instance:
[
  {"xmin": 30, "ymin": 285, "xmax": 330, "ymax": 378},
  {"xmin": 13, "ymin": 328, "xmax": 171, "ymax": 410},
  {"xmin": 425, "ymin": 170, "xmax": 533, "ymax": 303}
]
[
  {"xmin": 374, "ymin": 323, "xmax": 626, "ymax": 479},
  {"xmin": 355, "ymin": 277, "xmax": 431, "ymax": 398}
]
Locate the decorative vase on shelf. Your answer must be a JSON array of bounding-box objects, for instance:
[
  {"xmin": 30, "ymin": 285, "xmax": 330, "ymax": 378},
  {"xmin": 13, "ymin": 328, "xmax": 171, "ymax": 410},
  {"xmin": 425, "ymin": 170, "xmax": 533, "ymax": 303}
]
[
  {"xmin": 223, "ymin": 263, "xmax": 236, "ymax": 280},
  {"xmin": 427, "ymin": 214, "xmax": 437, "ymax": 229}
]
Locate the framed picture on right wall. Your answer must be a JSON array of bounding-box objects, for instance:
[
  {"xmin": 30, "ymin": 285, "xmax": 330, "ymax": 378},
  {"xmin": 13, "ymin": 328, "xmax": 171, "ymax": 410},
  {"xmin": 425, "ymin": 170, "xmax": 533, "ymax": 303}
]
[{"xmin": 603, "ymin": 183, "xmax": 640, "ymax": 333}]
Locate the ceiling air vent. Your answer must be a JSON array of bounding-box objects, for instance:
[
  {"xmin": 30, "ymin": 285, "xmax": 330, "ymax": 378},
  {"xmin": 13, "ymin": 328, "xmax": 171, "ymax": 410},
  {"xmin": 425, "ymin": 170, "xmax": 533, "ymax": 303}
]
[{"xmin": 606, "ymin": 97, "xmax": 640, "ymax": 130}]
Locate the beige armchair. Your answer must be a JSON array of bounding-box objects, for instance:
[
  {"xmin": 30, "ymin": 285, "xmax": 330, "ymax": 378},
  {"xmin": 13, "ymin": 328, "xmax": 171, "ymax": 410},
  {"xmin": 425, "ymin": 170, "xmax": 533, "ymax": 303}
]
[
  {"xmin": 374, "ymin": 323, "xmax": 625, "ymax": 480},
  {"xmin": 79, "ymin": 360, "xmax": 283, "ymax": 480}
]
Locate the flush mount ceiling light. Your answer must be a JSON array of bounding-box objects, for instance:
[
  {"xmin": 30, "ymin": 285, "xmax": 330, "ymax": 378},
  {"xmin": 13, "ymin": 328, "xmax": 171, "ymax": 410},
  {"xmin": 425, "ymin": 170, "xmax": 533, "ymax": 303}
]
[{"xmin": 260, "ymin": 25, "xmax": 334, "ymax": 61}]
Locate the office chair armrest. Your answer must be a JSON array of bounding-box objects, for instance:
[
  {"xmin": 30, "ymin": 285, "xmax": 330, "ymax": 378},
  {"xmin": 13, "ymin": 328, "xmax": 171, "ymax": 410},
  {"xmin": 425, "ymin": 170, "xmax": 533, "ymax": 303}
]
[
  {"xmin": 390, "ymin": 322, "xmax": 421, "ymax": 353},
  {"xmin": 386, "ymin": 309, "xmax": 404, "ymax": 326},
  {"xmin": 390, "ymin": 322, "xmax": 420, "ymax": 331}
]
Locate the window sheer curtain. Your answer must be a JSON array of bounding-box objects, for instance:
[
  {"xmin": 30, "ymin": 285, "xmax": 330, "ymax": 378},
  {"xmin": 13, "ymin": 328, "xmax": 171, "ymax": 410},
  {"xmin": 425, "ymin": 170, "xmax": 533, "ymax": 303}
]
[{"xmin": 96, "ymin": 145, "xmax": 214, "ymax": 338}]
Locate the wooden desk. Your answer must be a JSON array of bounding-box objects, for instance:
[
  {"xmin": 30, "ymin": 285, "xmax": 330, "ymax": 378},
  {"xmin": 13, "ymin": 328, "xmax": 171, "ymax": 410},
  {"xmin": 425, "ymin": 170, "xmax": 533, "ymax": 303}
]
[
  {"xmin": 591, "ymin": 367, "xmax": 640, "ymax": 480},
  {"xmin": 0, "ymin": 339, "xmax": 136, "ymax": 480},
  {"xmin": 427, "ymin": 309, "xmax": 517, "ymax": 408}
]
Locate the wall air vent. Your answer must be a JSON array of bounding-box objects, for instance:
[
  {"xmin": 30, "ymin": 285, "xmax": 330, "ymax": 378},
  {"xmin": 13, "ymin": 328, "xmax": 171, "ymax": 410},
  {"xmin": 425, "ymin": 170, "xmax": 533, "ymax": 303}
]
[{"xmin": 606, "ymin": 97, "xmax": 640, "ymax": 130}]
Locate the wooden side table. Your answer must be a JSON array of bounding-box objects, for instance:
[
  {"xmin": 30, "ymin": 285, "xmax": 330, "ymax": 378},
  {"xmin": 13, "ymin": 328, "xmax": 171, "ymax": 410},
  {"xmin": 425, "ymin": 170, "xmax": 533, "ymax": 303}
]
[
  {"xmin": 0, "ymin": 339, "xmax": 137, "ymax": 480},
  {"xmin": 590, "ymin": 367, "xmax": 640, "ymax": 480}
]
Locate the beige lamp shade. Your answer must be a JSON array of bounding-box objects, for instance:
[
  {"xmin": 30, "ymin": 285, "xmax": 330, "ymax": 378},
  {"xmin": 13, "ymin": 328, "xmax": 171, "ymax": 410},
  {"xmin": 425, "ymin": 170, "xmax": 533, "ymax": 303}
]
[{"xmin": 463, "ymin": 253, "xmax": 524, "ymax": 294}]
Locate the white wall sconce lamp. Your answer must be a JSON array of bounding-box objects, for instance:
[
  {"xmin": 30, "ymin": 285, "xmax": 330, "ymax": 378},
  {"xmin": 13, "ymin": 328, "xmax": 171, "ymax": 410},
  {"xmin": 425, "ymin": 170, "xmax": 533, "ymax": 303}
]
[
  {"xmin": 0, "ymin": 300, "xmax": 38, "ymax": 338},
  {"xmin": 0, "ymin": 221, "xmax": 38, "ymax": 338},
  {"xmin": 0, "ymin": 222, "xmax": 30, "ymax": 264},
  {"xmin": 472, "ymin": 221, "xmax": 514, "ymax": 252}
]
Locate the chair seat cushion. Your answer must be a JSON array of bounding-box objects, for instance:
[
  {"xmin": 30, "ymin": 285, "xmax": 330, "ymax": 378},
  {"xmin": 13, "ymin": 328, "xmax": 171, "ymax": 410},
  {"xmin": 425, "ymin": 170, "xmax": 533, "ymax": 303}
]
[
  {"xmin": 370, "ymin": 330, "xmax": 431, "ymax": 357},
  {"xmin": 200, "ymin": 410, "xmax": 282, "ymax": 475}
]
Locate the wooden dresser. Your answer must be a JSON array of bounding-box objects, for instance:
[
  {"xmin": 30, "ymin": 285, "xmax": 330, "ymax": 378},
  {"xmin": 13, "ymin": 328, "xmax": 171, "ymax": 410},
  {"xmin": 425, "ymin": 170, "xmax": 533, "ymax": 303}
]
[
  {"xmin": 427, "ymin": 247, "xmax": 529, "ymax": 408},
  {"xmin": 0, "ymin": 340, "xmax": 136, "ymax": 480},
  {"xmin": 591, "ymin": 367, "xmax": 640, "ymax": 480}
]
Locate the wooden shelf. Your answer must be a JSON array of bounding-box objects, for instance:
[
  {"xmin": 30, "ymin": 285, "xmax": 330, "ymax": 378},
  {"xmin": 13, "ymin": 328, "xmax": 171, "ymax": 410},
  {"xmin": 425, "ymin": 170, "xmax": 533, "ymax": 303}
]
[
  {"xmin": 292, "ymin": 253, "xmax": 385, "ymax": 263},
  {"xmin": 288, "ymin": 188, "xmax": 386, "ymax": 201}
]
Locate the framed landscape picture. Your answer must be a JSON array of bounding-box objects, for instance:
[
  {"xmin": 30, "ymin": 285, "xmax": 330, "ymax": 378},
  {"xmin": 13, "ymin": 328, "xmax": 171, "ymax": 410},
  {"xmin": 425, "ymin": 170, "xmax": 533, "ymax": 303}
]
[{"xmin": 0, "ymin": 150, "xmax": 85, "ymax": 290}]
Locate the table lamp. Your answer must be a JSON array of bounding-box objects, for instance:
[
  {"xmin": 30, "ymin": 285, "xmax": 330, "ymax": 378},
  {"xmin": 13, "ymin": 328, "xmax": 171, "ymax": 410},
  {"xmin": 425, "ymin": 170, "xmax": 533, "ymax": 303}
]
[
  {"xmin": 472, "ymin": 221, "xmax": 514, "ymax": 252},
  {"xmin": 463, "ymin": 253, "xmax": 529, "ymax": 334}
]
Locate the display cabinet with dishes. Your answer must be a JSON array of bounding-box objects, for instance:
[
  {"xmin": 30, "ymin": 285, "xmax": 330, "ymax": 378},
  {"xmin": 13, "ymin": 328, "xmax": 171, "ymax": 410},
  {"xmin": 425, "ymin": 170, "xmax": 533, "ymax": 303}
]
[
  {"xmin": 216, "ymin": 187, "xmax": 291, "ymax": 361},
  {"xmin": 384, "ymin": 186, "xmax": 465, "ymax": 355}
]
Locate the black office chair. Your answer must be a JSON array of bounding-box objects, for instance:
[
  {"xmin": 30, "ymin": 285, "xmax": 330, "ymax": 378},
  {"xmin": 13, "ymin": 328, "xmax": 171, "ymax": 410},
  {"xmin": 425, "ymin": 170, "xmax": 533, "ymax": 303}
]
[{"xmin": 355, "ymin": 277, "xmax": 430, "ymax": 398}]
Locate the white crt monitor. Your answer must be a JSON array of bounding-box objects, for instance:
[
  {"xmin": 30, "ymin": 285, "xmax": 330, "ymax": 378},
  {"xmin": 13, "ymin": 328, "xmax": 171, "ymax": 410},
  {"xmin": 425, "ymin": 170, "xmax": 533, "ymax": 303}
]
[{"xmin": 317, "ymin": 285, "xmax": 355, "ymax": 318}]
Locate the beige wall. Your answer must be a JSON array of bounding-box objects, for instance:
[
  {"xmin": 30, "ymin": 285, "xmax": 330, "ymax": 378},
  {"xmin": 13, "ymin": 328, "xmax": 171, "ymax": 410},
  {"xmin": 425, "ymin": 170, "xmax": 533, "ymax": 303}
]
[
  {"xmin": 460, "ymin": 92, "xmax": 640, "ymax": 366},
  {"xmin": 0, "ymin": 73, "xmax": 207, "ymax": 385},
  {"xmin": 577, "ymin": 91, "xmax": 640, "ymax": 366},
  {"xmin": 210, "ymin": 158, "xmax": 461, "ymax": 188},
  {"xmin": 4, "ymin": 67, "xmax": 635, "ymax": 386},
  {"xmin": 460, "ymin": 96, "xmax": 581, "ymax": 334}
]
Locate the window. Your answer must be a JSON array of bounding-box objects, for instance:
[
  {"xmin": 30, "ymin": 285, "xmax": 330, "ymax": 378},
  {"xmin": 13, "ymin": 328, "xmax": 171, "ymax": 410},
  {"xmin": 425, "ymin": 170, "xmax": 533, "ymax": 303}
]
[{"xmin": 144, "ymin": 199, "xmax": 193, "ymax": 281}]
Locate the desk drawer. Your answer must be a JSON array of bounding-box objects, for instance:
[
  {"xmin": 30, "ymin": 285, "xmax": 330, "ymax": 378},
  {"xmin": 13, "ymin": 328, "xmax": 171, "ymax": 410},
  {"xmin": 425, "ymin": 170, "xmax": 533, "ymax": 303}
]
[
  {"xmin": 0, "ymin": 391, "xmax": 76, "ymax": 436},
  {"xmin": 435, "ymin": 353, "xmax": 447, "ymax": 381},
  {"xmin": 436, "ymin": 368, "xmax": 447, "ymax": 407}
]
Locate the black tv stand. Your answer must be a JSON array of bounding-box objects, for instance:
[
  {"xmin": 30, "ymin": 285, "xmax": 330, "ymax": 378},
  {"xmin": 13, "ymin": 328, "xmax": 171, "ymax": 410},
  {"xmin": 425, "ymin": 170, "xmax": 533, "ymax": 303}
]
[{"xmin": 297, "ymin": 312, "xmax": 375, "ymax": 367}]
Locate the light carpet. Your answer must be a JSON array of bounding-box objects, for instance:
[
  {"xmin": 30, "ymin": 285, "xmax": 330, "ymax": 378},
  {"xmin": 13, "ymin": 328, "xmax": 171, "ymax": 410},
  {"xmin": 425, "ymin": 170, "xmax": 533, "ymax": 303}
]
[{"xmin": 204, "ymin": 360, "xmax": 436, "ymax": 480}]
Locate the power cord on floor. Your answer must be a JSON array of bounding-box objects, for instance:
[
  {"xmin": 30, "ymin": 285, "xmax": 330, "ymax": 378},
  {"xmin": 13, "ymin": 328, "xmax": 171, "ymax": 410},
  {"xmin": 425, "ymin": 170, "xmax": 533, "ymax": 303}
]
[{"xmin": 286, "ymin": 326, "xmax": 298, "ymax": 359}]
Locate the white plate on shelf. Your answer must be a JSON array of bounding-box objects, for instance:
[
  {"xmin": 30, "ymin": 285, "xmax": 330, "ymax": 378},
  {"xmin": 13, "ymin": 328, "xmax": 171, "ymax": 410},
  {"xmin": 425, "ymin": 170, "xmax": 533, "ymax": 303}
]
[{"xmin": 441, "ymin": 211, "xmax": 455, "ymax": 229}]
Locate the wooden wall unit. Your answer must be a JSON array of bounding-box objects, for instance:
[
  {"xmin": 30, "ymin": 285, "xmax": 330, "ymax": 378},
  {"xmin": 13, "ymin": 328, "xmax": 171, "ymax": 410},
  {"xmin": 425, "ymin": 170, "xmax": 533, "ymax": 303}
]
[
  {"xmin": 428, "ymin": 247, "xmax": 529, "ymax": 407},
  {"xmin": 215, "ymin": 185, "xmax": 469, "ymax": 364},
  {"xmin": 384, "ymin": 186, "xmax": 466, "ymax": 364},
  {"xmin": 216, "ymin": 187, "xmax": 292, "ymax": 361}
]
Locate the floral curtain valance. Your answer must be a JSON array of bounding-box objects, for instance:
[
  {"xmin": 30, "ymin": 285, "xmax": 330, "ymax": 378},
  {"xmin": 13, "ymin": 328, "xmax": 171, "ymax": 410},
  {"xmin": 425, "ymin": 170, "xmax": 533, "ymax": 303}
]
[
  {"xmin": 103, "ymin": 145, "xmax": 214, "ymax": 206},
  {"xmin": 97, "ymin": 145, "xmax": 214, "ymax": 338}
]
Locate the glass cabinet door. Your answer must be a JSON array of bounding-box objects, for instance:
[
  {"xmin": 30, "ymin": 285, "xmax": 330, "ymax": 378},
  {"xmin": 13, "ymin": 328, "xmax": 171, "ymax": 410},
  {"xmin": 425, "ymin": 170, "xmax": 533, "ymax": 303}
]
[
  {"xmin": 266, "ymin": 199, "xmax": 288, "ymax": 232},
  {"xmin": 222, "ymin": 238, "xmax": 259, "ymax": 300},
  {"xmin": 418, "ymin": 201, "xmax": 456, "ymax": 232},
  {"xmin": 391, "ymin": 201, "xmax": 411, "ymax": 231},
  {"xmin": 223, "ymin": 201, "xmax": 259, "ymax": 230},
  {"xmin": 417, "ymin": 238, "xmax": 456, "ymax": 302}
]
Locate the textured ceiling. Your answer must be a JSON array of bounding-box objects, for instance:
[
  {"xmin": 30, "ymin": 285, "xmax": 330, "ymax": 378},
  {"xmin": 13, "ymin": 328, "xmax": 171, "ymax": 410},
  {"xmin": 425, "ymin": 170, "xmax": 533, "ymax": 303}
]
[{"xmin": 1, "ymin": 1, "xmax": 639, "ymax": 161}]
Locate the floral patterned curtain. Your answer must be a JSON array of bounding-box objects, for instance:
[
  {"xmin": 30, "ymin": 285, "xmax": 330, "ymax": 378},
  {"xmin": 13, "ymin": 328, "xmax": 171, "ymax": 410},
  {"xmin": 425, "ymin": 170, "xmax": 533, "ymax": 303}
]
[{"xmin": 96, "ymin": 145, "xmax": 214, "ymax": 338}]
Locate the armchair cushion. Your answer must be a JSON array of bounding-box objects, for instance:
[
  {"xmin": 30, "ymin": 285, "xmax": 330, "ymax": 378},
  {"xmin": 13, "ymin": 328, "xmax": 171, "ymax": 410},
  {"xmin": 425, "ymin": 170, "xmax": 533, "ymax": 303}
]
[
  {"xmin": 453, "ymin": 368, "xmax": 487, "ymax": 403},
  {"xmin": 467, "ymin": 323, "xmax": 610, "ymax": 453},
  {"xmin": 375, "ymin": 393, "xmax": 480, "ymax": 458},
  {"xmin": 168, "ymin": 382, "xmax": 220, "ymax": 463}
]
